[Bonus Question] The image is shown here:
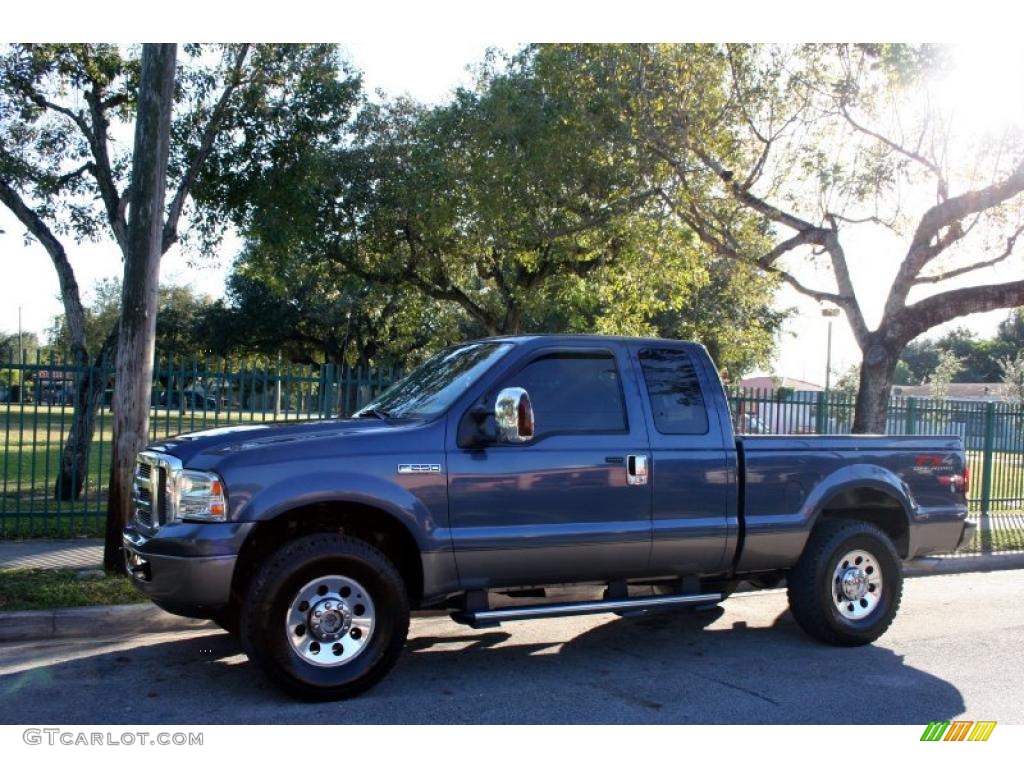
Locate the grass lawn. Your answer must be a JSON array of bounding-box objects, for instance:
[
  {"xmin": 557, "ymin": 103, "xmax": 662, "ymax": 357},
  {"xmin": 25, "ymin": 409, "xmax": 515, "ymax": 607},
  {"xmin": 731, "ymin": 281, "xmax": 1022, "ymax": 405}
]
[{"xmin": 0, "ymin": 567, "xmax": 147, "ymax": 611}]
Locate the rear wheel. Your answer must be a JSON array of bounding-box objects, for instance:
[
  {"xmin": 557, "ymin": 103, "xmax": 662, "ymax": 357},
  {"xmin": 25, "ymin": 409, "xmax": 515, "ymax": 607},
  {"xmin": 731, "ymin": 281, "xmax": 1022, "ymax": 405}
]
[
  {"xmin": 240, "ymin": 533, "xmax": 410, "ymax": 700},
  {"xmin": 787, "ymin": 520, "xmax": 902, "ymax": 646}
]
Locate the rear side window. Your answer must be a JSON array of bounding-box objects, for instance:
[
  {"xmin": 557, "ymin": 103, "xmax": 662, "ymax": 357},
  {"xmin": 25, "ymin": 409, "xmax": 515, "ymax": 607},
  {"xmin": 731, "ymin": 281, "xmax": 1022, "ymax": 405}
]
[
  {"xmin": 638, "ymin": 348, "xmax": 709, "ymax": 435},
  {"xmin": 502, "ymin": 352, "xmax": 627, "ymax": 435}
]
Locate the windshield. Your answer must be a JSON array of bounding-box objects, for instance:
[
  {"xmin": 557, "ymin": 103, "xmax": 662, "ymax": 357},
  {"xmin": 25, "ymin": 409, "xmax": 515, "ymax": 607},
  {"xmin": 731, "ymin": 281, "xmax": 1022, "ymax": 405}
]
[{"xmin": 353, "ymin": 342, "xmax": 514, "ymax": 420}]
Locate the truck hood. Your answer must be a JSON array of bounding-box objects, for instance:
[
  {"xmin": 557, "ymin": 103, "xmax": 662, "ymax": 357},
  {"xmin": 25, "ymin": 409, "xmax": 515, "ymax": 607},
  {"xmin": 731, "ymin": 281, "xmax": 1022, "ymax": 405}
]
[{"xmin": 147, "ymin": 418, "xmax": 418, "ymax": 464}]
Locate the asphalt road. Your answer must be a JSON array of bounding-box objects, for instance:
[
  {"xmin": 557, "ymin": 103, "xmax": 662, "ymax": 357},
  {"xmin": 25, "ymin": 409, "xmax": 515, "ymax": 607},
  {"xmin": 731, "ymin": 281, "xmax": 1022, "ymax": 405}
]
[{"xmin": 0, "ymin": 570, "xmax": 1021, "ymax": 724}]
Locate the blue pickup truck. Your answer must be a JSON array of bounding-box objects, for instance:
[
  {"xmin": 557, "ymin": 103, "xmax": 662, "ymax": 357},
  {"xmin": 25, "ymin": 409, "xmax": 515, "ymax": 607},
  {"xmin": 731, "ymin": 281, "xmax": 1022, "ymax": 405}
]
[{"xmin": 123, "ymin": 335, "xmax": 974, "ymax": 699}]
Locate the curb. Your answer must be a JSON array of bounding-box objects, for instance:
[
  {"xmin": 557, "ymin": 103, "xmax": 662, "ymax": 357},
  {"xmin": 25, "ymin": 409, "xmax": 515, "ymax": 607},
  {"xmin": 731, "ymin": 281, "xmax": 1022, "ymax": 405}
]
[
  {"xmin": 0, "ymin": 603, "xmax": 214, "ymax": 643},
  {"xmin": 1, "ymin": 554, "xmax": 1022, "ymax": 643},
  {"xmin": 904, "ymin": 551, "xmax": 1024, "ymax": 577}
]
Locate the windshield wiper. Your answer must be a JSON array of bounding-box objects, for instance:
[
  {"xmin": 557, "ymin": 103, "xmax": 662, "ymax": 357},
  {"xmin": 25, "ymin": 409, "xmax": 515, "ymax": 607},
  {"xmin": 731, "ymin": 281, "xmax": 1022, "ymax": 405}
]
[{"xmin": 356, "ymin": 407, "xmax": 391, "ymax": 420}]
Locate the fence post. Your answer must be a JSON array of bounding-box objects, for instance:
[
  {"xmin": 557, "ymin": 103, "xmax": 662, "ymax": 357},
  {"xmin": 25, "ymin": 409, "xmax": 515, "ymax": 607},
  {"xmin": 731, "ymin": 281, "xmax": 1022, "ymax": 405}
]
[
  {"xmin": 980, "ymin": 401, "xmax": 995, "ymax": 516},
  {"xmin": 273, "ymin": 353, "xmax": 282, "ymax": 419},
  {"xmin": 815, "ymin": 390, "xmax": 827, "ymax": 434},
  {"xmin": 318, "ymin": 364, "xmax": 329, "ymax": 419},
  {"xmin": 905, "ymin": 397, "xmax": 916, "ymax": 436}
]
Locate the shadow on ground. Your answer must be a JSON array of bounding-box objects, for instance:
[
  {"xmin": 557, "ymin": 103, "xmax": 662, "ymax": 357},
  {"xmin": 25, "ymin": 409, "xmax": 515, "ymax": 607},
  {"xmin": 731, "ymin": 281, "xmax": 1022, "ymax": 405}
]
[{"xmin": 0, "ymin": 604, "xmax": 964, "ymax": 724}]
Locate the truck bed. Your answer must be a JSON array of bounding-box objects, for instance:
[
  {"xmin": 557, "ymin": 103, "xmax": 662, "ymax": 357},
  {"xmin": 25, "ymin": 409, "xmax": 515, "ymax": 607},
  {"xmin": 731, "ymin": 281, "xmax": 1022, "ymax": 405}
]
[{"xmin": 736, "ymin": 434, "xmax": 969, "ymax": 571}]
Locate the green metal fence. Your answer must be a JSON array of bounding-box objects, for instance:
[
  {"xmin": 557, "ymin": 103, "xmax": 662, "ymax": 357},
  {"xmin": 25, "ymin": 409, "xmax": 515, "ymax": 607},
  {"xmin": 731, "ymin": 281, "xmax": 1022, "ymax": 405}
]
[
  {"xmin": 730, "ymin": 388, "xmax": 1024, "ymax": 555},
  {"xmin": 0, "ymin": 353, "xmax": 400, "ymax": 537},
  {"xmin": 2, "ymin": 354, "xmax": 1023, "ymax": 547}
]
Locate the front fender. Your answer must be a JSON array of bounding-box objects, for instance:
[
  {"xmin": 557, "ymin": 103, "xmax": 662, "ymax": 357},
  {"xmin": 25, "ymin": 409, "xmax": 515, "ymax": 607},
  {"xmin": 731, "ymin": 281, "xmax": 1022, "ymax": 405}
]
[
  {"xmin": 224, "ymin": 465, "xmax": 460, "ymax": 602},
  {"xmin": 234, "ymin": 470, "xmax": 440, "ymax": 551}
]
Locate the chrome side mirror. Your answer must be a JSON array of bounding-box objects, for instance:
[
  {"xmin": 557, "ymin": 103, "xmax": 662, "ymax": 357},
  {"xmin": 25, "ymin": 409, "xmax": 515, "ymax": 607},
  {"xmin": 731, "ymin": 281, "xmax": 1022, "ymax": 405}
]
[{"xmin": 494, "ymin": 387, "xmax": 534, "ymax": 443}]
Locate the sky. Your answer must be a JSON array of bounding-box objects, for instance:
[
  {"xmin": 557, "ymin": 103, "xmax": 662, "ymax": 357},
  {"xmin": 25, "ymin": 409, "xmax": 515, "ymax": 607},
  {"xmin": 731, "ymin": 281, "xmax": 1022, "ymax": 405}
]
[{"xmin": 1, "ymin": 41, "xmax": 1022, "ymax": 385}]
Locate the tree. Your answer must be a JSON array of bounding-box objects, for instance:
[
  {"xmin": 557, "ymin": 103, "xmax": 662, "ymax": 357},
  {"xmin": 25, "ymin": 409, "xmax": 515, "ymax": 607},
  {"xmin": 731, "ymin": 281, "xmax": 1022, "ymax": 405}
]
[
  {"xmin": 998, "ymin": 352, "xmax": 1024, "ymax": 403},
  {"xmin": 0, "ymin": 330, "xmax": 39, "ymax": 363},
  {"xmin": 0, "ymin": 44, "xmax": 360, "ymax": 499},
  {"xmin": 342, "ymin": 59, "xmax": 663, "ymax": 336},
  {"xmin": 200, "ymin": 247, "xmax": 463, "ymax": 369},
  {"xmin": 235, "ymin": 45, "xmax": 783, "ymax": 375},
  {"xmin": 997, "ymin": 307, "xmax": 1024, "ymax": 347},
  {"xmin": 567, "ymin": 44, "xmax": 1024, "ymax": 431},
  {"xmin": 44, "ymin": 279, "xmax": 121, "ymax": 360},
  {"xmin": 0, "ymin": 331, "xmax": 39, "ymax": 395},
  {"xmin": 105, "ymin": 44, "xmax": 176, "ymax": 572},
  {"xmin": 899, "ymin": 327, "xmax": 1014, "ymax": 384},
  {"xmin": 925, "ymin": 349, "xmax": 962, "ymax": 400},
  {"xmin": 834, "ymin": 363, "xmax": 862, "ymax": 395},
  {"xmin": 46, "ymin": 279, "xmax": 214, "ymax": 360}
]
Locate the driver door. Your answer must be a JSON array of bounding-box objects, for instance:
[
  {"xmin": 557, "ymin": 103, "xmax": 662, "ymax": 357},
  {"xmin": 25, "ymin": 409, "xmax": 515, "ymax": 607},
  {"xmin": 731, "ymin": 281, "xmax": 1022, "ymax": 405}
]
[{"xmin": 445, "ymin": 345, "xmax": 653, "ymax": 589}]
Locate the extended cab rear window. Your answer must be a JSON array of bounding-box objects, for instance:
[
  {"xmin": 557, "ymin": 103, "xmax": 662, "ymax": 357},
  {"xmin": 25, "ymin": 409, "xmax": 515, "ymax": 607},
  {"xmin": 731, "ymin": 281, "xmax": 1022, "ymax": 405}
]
[{"xmin": 638, "ymin": 347, "xmax": 709, "ymax": 435}]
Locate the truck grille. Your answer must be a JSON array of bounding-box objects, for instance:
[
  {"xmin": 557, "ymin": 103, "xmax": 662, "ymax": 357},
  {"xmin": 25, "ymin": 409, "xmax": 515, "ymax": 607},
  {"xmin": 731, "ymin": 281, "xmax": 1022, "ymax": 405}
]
[{"xmin": 132, "ymin": 452, "xmax": 182, "ymax": 530}]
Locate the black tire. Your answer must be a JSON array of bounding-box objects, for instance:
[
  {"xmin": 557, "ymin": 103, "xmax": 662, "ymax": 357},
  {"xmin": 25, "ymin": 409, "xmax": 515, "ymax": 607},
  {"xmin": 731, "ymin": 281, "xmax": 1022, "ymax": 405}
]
[
  {"xmin": 240, "ymin": 533, "xmax": 410, "ymax": 700},
  {"xmin": 787, "ymin": 519, "xmax": 903, "ymax": 647},
  {"xmin": 212, "ymin": 604, "xmax": 240, "ymax": 635}
]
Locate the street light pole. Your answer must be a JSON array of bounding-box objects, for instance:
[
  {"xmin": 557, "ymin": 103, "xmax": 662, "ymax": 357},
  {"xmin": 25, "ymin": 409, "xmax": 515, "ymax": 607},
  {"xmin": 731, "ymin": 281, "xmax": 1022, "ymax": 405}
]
[{"xmin": 822, "ymin": 307, "xmax": 840, "ymax": 391}]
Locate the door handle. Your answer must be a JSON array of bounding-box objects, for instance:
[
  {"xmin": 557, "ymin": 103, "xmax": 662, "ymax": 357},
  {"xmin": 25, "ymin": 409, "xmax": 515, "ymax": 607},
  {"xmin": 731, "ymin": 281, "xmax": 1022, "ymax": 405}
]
[{"xmin": 626, "ymin": 454, "xmax": 648, "ymax": 486}]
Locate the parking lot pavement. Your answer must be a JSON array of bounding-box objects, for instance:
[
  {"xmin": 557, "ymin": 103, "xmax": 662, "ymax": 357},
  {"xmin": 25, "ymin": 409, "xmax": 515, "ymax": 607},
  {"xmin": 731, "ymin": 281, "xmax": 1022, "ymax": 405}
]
[{"xmin": 0, "ymin": 569, "xmax": 1021, "ymax": 725}]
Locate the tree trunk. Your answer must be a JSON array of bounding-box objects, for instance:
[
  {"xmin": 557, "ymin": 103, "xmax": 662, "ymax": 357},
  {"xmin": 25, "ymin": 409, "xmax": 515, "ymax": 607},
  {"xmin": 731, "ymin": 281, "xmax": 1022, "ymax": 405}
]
[
  {"xmin": 54, "ymin": 369, "xmax": 103, "ymax": 501},
  {"xmin": 104, "ymin": 44, "xmax": 177, "ymax": 573},
  {"xmin": 852, "ymin": 338, "xmax": 900, "ymax": 434},
  {"xmin": 53, "ymin": 332, "xmax": 116, "ymax": 500}
]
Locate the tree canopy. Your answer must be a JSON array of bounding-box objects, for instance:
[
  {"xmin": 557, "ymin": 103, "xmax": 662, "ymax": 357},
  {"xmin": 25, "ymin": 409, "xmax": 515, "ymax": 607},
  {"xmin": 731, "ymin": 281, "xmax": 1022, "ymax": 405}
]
[
  {"xmin": 534, "ymin": 44, "xmax": 1024, "ymax": 429},
  {"xmin": 220, "ymin": 45, "xmax": 785, "ymax": 374}
]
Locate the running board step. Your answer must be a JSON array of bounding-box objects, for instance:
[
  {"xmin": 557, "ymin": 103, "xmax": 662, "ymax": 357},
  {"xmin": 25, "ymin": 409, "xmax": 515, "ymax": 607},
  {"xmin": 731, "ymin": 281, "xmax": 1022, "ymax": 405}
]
[{"xmin": 452, "ymin": 592, "xmax": 722, "ymax": 628}]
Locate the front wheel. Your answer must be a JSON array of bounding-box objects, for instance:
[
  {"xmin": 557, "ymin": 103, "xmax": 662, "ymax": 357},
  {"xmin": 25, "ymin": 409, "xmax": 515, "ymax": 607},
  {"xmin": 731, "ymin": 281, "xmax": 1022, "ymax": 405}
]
[
  {"xmin": 787, "ymin": 520, "xmax": 903, "ymax": 646},
  {"xmin": 240, "ymin": 533, "xmax": 410, "ymax": 700}
]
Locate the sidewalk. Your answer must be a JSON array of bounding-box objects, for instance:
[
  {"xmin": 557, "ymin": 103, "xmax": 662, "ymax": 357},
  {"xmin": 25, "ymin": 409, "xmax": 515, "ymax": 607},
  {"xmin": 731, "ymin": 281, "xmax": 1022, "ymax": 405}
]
[{"xmin": 0, "ymin": 539, "xmax": 103, "ymax": 570}]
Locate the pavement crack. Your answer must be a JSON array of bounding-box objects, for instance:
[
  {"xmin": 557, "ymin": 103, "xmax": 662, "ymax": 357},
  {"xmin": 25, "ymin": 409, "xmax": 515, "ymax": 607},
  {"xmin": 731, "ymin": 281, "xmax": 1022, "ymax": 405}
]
[{"xmin": 690, "ymin": 671, "xmax": 781, "ymax": 706}]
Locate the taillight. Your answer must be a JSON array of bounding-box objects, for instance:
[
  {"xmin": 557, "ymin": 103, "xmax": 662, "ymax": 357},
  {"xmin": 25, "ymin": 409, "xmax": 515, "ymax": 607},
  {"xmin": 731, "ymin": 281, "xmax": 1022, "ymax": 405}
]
[{"xmin": 937, "ymin": 468, "xmax": 969, "ymax": 495}]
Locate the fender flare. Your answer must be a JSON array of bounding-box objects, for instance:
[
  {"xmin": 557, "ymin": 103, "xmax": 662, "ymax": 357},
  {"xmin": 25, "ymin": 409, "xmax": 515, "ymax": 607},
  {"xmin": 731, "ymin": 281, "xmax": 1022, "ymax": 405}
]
[
  {"xmin": 803, "ymin": 463, "xmax": 916, "ymax": 534},
  {"xmin": 238, "ymin": 470, "xmax": 437, "ymax": 553}
]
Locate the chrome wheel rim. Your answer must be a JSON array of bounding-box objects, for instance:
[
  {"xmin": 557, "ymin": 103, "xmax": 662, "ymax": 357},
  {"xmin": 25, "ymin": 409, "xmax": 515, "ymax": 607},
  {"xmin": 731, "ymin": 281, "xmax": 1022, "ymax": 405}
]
[
  {"xmin": 286, "ymin": 575, "xmax": 375, "ymax": 667},
  {"xmin": 832, "ymin": 549, "xmax": 883, "ymax": 621}
]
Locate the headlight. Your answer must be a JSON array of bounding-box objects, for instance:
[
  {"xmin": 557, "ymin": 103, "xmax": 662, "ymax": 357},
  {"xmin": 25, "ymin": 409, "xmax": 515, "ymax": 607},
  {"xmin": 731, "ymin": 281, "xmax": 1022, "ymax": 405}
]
[{"xmin": 176, "ymin": 470, "xmax": 227, "ymax": 522}]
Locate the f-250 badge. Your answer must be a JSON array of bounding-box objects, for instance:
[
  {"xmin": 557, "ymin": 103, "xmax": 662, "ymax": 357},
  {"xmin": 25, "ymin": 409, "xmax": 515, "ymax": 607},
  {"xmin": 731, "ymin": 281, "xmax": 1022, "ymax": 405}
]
[{"xmin": 397, "ymin": 463, "xmax": 442, "ymax": 474}]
